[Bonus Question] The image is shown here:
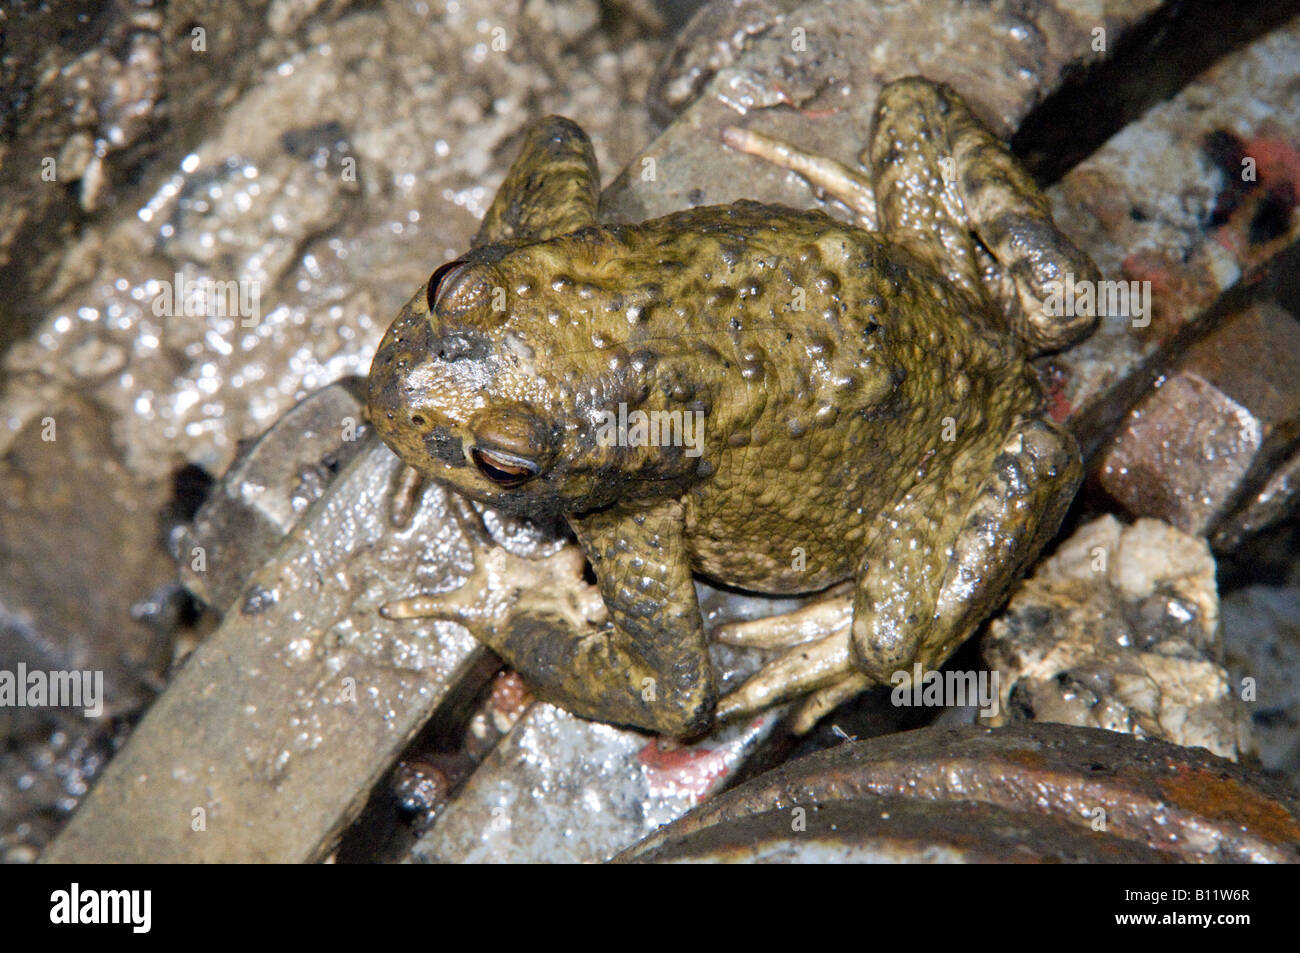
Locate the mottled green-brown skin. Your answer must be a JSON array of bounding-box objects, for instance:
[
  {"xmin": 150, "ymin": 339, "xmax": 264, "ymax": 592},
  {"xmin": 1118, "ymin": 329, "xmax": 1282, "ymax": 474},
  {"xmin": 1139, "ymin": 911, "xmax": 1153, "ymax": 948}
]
[{"xmin": 368, "ymin": 81, "xmax": 1098, "ymax": 735}]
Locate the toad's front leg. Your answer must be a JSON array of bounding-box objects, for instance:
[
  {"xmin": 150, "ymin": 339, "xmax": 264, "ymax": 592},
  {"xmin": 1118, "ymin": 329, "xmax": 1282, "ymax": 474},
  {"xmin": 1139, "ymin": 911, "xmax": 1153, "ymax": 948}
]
[{"xmin": 492, "ymin": 497, "xmax": 717, "ymax": 736}]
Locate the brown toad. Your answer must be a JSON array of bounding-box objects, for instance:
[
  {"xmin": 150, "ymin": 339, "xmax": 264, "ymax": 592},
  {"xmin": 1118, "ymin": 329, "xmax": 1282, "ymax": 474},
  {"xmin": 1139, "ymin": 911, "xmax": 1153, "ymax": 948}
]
[{"xmin": 367, "ymin": 78, "xmax": 1098, "ymax": 735}]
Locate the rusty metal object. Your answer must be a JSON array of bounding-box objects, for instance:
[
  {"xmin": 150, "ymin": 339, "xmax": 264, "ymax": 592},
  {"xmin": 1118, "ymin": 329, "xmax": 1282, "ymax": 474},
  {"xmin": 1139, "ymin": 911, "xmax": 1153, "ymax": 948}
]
[
  {"xmin": 622, "ymin": 796, "xmax": 1172, "ymax": 863},
  {"xmin": 1098, "ymin": 302, "xmax": 1300, "ymax": 549},
  {"xmin": 618, "ymin": 723, "xmax": 1300, "ymax": 863}
]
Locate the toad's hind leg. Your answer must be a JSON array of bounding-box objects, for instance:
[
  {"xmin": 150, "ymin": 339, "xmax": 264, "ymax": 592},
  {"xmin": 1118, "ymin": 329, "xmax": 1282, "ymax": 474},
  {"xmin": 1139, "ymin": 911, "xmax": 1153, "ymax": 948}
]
[
  {"xmin": 850, "ymin": 417, "xmax": 1081, "ymax": 682},
  {"xmin": 870, "ymin": 78, "xmax": 1099, "ymax": 353},
  {"xmin": 718, "ymin": 417, "xmax": 1080, "ymax": 731},
  {"xmin": 724, "ymin": 77, "xmax": 1099, "ymax": 353}
]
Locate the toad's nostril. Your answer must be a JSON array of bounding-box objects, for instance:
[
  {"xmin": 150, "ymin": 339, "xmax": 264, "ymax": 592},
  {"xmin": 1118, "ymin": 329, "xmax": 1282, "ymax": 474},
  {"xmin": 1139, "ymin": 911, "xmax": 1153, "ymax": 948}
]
[
  {"xmin": 410, "ymin": 413, "xmax": 426, "ymax": 428},
  {"xmin": 430, "ymin": 330, "xmax": 490, "ymax": 363}
]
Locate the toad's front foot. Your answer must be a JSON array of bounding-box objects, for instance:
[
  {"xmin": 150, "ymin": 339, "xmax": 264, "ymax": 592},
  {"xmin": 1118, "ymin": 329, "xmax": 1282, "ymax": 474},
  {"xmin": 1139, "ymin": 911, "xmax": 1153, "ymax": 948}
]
[{"xmin": 382, "ymin": 494, "xmax": 717, "ymax": 737}]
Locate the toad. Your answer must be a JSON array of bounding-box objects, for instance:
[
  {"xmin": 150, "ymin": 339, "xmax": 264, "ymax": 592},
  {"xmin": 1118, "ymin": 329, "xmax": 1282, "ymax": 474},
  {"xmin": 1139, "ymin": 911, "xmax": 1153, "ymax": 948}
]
[{"xmin": 367, "ymin": 78, "xmax": 1098, "ymax": 735}]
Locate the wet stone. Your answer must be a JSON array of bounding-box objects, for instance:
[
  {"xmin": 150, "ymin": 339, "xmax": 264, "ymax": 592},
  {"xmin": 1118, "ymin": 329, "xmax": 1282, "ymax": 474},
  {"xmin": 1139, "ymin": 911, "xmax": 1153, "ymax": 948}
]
[{"xmin": 983, "ymin": 515, "xmax": 1251, "ymax": 761}]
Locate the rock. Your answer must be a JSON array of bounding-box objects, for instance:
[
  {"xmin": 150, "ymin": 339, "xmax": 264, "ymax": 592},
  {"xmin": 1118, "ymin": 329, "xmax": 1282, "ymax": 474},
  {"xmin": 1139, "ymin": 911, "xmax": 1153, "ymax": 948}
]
[
  {"xmin": 984, "ymin": 515, "xmax": 1251, "ymax": 760},
  {"xmin": 1222, "ymin": 582, "xmax": 1300, "ymax": 791}
]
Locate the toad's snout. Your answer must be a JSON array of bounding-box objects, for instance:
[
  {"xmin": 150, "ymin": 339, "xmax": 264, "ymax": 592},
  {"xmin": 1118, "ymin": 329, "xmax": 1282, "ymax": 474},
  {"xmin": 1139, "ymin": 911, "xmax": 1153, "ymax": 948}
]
[
  {"xmin": 367, "ymin": 302, "xmax": 432, "ymax": 439},
  {"xmin": 367, "ymin": 296, "xmax": 496, "ymax": 476}
]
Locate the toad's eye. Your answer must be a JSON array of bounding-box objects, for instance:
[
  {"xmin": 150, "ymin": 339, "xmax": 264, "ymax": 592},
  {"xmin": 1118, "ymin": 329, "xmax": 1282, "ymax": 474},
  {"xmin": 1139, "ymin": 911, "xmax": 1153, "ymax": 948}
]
[
  {"xmin": 426, "ymin": 259, "xmax": 469, "ymax": 312},
  {"xmin": 471, "ymin": 447, "xmax": 537, "ymax": 488}
]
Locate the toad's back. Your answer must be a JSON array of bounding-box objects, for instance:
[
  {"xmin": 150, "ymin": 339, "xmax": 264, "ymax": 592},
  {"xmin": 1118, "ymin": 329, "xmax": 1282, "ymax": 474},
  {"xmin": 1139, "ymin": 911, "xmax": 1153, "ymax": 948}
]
[{"xmin": 494, "ymin": 201, "xmax": 1037, "ymax": 593}]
